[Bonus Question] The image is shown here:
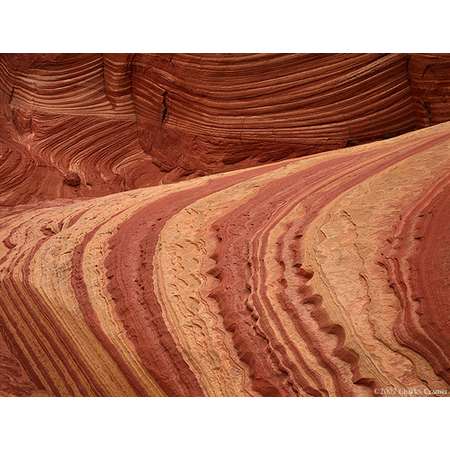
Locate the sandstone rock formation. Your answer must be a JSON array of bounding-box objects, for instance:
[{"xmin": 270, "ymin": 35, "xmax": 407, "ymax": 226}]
[
  {"xmin": 0, "ymin": 120, "xmax": 449, "ymax": 396},
  {"xmin": 1, "ymin": 54, "xmax": 450, "ymax": 396},
  {"xmin": 1, "ymin": 54, "xmax": 450, "ymax": 209}
]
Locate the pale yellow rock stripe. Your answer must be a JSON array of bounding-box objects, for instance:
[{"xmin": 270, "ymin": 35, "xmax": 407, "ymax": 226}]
[
  {"xmin": 153, "ymin": 144, "xmax": 383, "ymax": 395},
  {"xmin": 302, "ymin": 126, "xmax": 450, "ymax": 393}
]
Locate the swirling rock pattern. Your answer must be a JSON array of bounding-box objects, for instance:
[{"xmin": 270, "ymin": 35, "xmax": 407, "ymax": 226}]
[
  {"xmin": 1, "ymin": 53, "xmax": 450, "ymax": 209},
  {"xmin": 0, "ymin": 118, "xmax": 449, "ymax": 396}
]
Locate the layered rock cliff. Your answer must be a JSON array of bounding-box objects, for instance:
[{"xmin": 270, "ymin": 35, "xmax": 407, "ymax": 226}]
[{"xmin": 1, "ymin": 53, "xmax": 450, "ymax": 209}]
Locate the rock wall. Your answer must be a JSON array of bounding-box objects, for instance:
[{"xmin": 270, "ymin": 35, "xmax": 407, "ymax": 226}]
[{"xmin": 1, "ymin": 53, "xmax": 450, "ymax": 208}]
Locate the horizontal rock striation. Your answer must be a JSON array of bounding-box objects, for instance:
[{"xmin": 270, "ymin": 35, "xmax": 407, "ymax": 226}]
[
  {"xmin": 0, "ymin": 122, "xmax": 449, "ymax": 396},
  {"xmin": 1, "ymin": 53, "xmax": 450, "ymax": 208}
]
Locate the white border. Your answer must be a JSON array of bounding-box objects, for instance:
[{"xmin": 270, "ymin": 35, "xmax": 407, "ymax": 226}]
[
  {"xmin": 0, "ymin": 397, "xmax": 447, "ymax": 449},
  {"xmin": 2, "ymin": 0, "xmax": 449, "ymax": 52}
]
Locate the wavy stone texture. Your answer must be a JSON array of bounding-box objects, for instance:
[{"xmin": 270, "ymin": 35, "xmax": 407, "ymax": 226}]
[
  {"xmin": 1, "ymin": 54, "xmax": 450, "ymax": 396},
  {"xmin": 1, "ymin": 118, "xmax": 450, "ymax": 396},
  {"xmin": 1, "ymin": 54, "xmax": 450, "ymax": 209}
]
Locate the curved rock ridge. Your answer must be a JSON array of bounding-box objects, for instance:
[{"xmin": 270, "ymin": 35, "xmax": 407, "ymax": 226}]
[
  {"xmin": 1, "ymin": 53, "xmax": 450, "ymax": 208},
  {"xmin": 0, "ymin": 122, "xmax": 449, "ymax": 396}
]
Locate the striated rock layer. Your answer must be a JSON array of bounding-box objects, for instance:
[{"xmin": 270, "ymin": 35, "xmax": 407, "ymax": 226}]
[
  {"xmin": 0, "ymin": 122, "xmax": 449, "ymax": 396},
  {"xmin": 1, "ymin": 54, "xmax": 450, "ymax": 208}
]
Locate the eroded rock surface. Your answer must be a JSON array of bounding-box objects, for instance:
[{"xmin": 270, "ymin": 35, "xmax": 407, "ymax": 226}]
[
  {"xmin": 1, "ymin": 54, "xmax": 450, "ymax": 209},
  {"xmin": 0, "ymin": 121, "xmax": 449, "ymax": 396}
]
